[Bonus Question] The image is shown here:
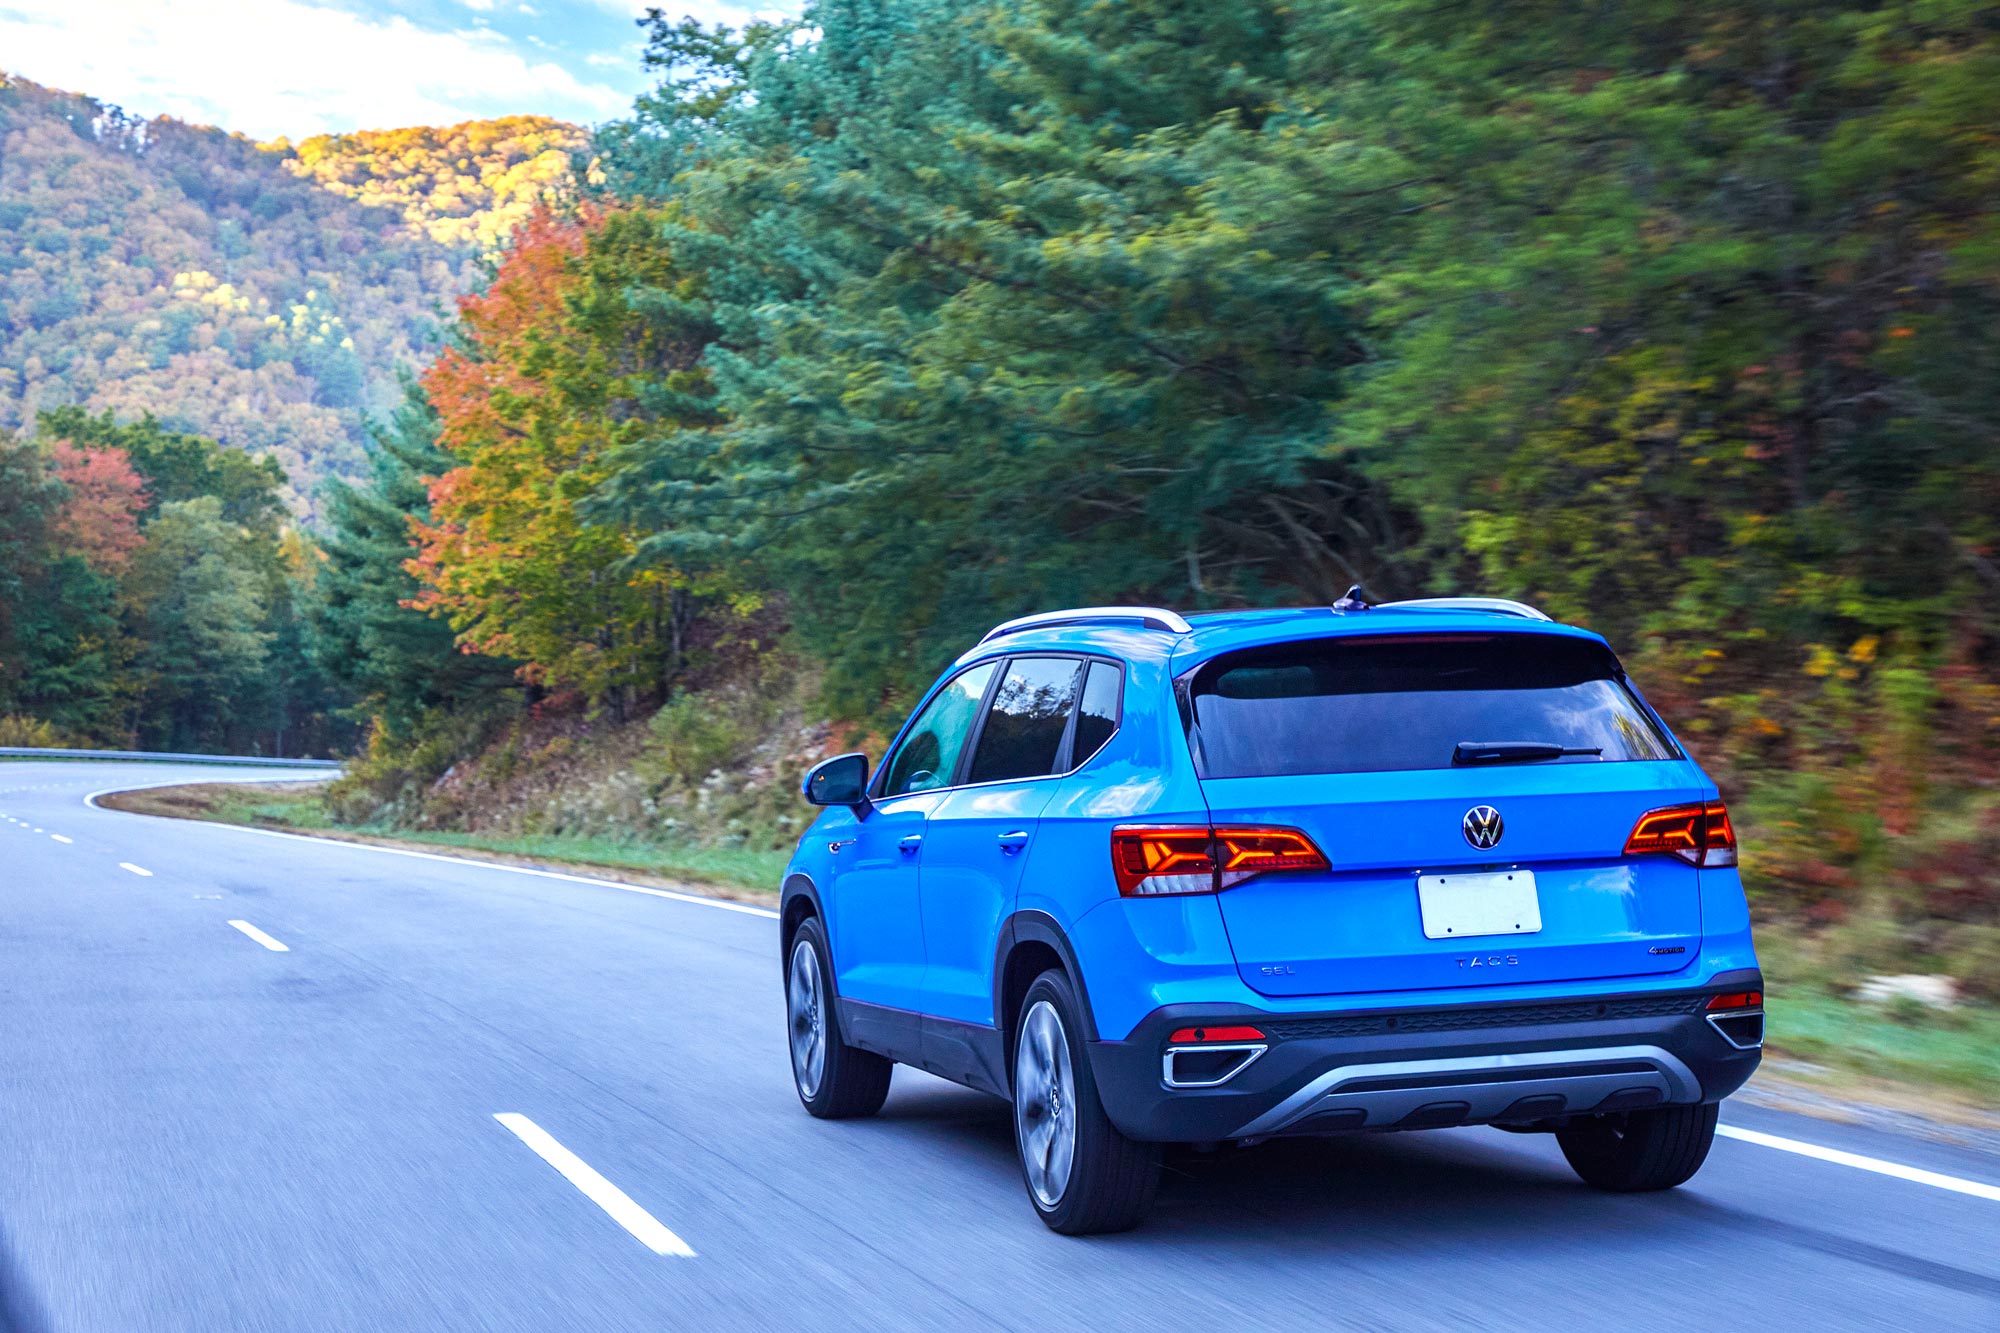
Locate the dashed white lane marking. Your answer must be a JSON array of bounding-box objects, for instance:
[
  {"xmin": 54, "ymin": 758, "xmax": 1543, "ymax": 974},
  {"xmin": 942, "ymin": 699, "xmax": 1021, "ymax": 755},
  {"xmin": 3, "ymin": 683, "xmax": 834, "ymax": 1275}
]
[
  {"xmin": 84, "ymin": 782, "xmax": 779, "ymax": 920},
  {"xmin": 493, "ymin": 1114, "xmax": 695, "ymax": 1257},
  {"xmin": 50, "ymin": 834, "xmax": 71, "ymax": 844},
  {"xmin": 1718, "ymin": 1124, "xmax": 2000, "ymax": 1204},
  {"xmin": 118, "ymin": 862, "xmax": 153, "ymax": 877},
  {"xmin": 226, "ymin": 920, "xmax": 290, "ymax": 952}
]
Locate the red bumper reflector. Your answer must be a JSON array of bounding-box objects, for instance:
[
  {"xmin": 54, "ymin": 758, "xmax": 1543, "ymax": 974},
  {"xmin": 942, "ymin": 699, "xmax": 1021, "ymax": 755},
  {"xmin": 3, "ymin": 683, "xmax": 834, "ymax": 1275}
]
[
  {"xmin": 1167, "ymin": 1025, "xmax": 1267, "ymax": 1045},
  {"xmin": 1706, "ymin": 991, "xmax": 1763, "ymax": 1011}
]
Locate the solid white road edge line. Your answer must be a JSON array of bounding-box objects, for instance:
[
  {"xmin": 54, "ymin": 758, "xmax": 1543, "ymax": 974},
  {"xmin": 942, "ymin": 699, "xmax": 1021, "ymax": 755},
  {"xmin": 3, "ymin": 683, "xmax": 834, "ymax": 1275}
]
[
  {"xmin": 492, "ymin": 1114, "xmax": 695, "ymax": 1257},
  {"xmin": 1717, "ymin": 1124, "xmax": 2000, "ymax": 1204},
  {"xmin": 83, "ymin": 781, "xmax": 780, "ymax": 920},
  {"xmin": 227, "ymin": 920, "xmax": 291, "ymax": 952},
  {"xmin": 118, "ymin": 862, "xmax": 152, "ymax": 877}
]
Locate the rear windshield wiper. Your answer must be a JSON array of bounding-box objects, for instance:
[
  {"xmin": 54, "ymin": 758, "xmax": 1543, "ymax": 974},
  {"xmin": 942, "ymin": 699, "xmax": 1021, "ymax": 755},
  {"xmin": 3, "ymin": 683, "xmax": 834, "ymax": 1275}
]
[{"xmin": 1453, "ymin": 740, "xmax": 1604, "ymax": 765}]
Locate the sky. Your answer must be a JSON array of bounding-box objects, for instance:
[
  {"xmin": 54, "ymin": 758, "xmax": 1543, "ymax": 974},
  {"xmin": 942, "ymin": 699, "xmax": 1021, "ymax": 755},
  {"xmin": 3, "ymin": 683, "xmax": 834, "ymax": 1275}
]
[{"xmin": 0, "ymin": 0, "xmax": 787, "ymax": 139}]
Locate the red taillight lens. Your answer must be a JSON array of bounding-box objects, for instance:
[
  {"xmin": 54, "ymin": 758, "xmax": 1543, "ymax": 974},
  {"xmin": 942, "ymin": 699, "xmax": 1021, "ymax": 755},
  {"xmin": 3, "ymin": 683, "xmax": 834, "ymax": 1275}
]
[
  {"xmin": 1167, "ymin": 1025, "xmax": 1267, "ymax": 1044},
  {"xmin": 1624, "ymin": 800, "xmax": 1737, "ymax": 867},
  {"xmin": 1212, "ymin": 826, "xmax": 1331, "ymax": 885},
  {"xmin": 1706, "ymin": 990, "xmax": 1763, "ymax": 1011},
  {"xmin": 1110, "ymin": 825, "xmax": 1328, "ymax": 896},
  {"xmin": 1112, "ymin": 826, "xmax": 1219, "ymax": 895}
]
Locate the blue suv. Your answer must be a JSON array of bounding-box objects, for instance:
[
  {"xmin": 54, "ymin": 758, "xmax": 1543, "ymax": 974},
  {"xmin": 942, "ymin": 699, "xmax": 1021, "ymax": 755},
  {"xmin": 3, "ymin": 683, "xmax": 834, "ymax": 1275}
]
[{"xmin": 781, "ymin": 598, "xmax": 1763, "ymax": 1233}]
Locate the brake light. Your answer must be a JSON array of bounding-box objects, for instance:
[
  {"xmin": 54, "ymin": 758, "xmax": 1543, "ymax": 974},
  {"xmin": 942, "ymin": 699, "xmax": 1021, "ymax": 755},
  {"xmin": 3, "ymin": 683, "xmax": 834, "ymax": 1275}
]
[
  {"xmin": 1110, "ymin": 825, "xmax": 1329, "ymax": 896},
  {"xmin": 1624, "ymin": 800, "xmax": 1737, "ymax": 867},
  {"xmin": 1167, "ymin": 1025, "xmax": 1267, "ymax": 1044},
  {"xmin": 1706, "ymin": 991, "xmax": 1762, "ymax": 1011}
]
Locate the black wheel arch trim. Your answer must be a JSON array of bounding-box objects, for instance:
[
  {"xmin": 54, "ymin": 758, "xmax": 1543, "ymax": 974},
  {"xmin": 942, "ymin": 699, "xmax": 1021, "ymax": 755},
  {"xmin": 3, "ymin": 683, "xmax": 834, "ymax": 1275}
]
[
  {"xmin": 993, "ymin": 911, "xmax": 1099, "ymax": 1045},
  {"xmin": 781, "ymin": 873, "xmax": 855, "ymax": 1045},
  {"xmin": 780, "ymin": 873, "xmax": 822, "ymax": 957}
]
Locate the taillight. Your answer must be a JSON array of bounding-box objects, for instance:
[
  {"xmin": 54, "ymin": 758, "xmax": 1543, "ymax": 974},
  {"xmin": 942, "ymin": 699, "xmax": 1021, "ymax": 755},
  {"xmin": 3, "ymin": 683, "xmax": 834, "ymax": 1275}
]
[
  {"xmin": 1624, "ymin": 800, "xmax": 1737, "ymax": 867},
  {"xmin": 1110, "ymin": 825, "xmax": 1329, "ymax": 896}
]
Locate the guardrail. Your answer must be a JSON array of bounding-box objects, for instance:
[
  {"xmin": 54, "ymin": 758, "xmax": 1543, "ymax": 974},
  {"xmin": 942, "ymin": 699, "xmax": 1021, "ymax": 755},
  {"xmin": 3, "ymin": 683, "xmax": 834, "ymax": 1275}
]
[{"xmin": 0, "ymin": 746, "xmax": 340, "ymax": 769}]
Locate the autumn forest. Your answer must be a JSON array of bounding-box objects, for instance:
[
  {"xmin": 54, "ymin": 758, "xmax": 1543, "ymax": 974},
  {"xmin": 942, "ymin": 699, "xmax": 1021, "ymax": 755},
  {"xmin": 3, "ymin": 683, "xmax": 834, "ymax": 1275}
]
[{"xmin": 3, "ymin": 2, "xmax": 1999, "ymax": 1034}]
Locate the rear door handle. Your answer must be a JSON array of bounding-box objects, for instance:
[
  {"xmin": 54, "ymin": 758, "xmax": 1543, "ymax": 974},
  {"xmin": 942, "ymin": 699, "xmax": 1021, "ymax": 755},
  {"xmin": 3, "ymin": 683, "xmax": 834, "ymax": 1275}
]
[
  {"xmin": 898, "ymin": 835, "xmax": 924, "ymax": 855},
  {"xmin": 997, "ymin": 830, "xmax": 1030, "ymax": 854}
]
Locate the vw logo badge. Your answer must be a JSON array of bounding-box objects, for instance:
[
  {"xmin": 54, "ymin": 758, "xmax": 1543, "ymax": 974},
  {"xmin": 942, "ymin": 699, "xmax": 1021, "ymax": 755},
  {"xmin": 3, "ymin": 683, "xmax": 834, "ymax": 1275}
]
[{"xmin": 1462, "ymin": 805, "xmax": 1504, "ymax": 850}]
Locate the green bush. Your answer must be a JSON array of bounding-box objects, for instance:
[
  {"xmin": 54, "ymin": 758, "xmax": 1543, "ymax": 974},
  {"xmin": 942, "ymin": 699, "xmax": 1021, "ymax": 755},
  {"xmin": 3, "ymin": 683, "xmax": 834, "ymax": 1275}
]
[{"xmin": 643, "ymin": 690, "xmax": 756, "ymax": 788}]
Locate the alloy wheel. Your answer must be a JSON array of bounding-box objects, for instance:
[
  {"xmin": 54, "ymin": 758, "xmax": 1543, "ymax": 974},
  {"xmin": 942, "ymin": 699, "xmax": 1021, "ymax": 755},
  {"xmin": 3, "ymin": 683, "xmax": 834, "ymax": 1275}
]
[
  {"xmin": 788, "ymin": 938, "xmax": 826, "ymax": 1099},
  {"xmin": 1014, "ymin": 999, "xmax": 1077, "ymax": 1208}
]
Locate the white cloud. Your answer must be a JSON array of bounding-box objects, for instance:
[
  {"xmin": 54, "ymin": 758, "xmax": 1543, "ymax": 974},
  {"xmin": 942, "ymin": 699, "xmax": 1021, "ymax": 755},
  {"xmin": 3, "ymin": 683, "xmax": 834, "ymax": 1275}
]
[
  {"xmin": 0, "ymin": 0, "xmax": 635, "ymax": 138},
  {"xmin": 459, "ymin": 0, "xmax": 497, "ymax": 11}
]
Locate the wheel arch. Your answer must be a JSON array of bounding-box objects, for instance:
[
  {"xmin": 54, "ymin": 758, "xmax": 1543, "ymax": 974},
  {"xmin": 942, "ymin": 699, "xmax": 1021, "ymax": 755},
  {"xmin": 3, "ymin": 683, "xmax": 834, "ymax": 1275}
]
[
  {"xmin": 780, "ymin": 872, "xmax": 822, "ymax": 968},
  {"xmin": 993, "ymin": 911, "xmax": 1098, "ymax": 1066},
  {"xmin": 782, "ymin": 872, "xmax": 858, "ymax": 1047}
]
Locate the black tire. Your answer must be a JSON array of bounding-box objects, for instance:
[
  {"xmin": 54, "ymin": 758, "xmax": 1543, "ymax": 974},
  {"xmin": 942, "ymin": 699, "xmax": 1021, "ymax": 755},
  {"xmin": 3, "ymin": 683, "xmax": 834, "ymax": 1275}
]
[
  {"xmin": 1011, "ymin": 969, "xmax": 1160, "ymax": 1234},
  {"xmin": 786, "ymin": 917, "xmax": 892, "ymax": 1119},
  {"xmin": 1556, "ymin": 1101, "xmax": 1719, "ymax": 1192}
]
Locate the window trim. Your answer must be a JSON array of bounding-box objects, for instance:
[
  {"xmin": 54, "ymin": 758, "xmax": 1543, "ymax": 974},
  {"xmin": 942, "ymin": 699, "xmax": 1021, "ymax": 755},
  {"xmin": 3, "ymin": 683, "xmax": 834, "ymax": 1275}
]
[{"xmin": 870, "ymin": 652, "xmax": 1127, "ymax": 803}]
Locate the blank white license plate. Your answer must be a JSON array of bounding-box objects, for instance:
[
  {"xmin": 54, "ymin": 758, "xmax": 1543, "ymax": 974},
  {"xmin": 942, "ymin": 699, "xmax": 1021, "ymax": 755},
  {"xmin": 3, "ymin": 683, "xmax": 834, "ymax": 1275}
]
[{"xmin": 1417, "ymin": 869, "xmax": 1542, "ymax": 940}]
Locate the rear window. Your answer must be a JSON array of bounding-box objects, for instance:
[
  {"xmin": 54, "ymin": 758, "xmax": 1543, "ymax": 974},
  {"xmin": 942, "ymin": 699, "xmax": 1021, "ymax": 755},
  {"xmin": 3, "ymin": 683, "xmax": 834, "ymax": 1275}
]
[{"xmin": 1186, "ymin": 634, "xmax": 1677, "ymax": 778}]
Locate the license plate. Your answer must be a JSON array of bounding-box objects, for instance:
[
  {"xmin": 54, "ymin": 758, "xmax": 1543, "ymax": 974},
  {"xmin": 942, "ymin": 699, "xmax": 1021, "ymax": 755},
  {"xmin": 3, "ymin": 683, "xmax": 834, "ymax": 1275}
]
[{"xmin": 1416, "ymin": 869, "xmax": 1541, "ymax": 941}]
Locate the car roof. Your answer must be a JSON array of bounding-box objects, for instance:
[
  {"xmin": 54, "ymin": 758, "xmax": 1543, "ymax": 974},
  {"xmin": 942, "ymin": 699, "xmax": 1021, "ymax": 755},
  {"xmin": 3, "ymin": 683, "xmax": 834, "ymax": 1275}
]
[{"xmin": 951, "ymin": 604, "xmax": 1609, "ymax": 673}]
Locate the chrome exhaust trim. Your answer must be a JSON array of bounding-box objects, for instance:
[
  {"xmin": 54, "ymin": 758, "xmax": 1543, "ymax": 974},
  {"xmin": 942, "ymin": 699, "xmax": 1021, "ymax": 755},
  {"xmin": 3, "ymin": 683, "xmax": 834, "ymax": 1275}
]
[{"xmin": 1162, "ymin": 1042, "xmax": 1268, "ymax": 1090}]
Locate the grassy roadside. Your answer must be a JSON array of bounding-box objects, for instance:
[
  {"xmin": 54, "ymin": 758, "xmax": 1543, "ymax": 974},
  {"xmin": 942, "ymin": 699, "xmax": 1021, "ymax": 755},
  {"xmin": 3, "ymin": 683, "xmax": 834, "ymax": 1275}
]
[
  {"xmin": 102, "ymin": 780, "xmax": 1997, "ymax": 1115},
  {"xmin": 99, "ymin": 780, "xmax": 786, "ymax": 905},
  {"xmin": 1758, "ymin": 987, "xmax": 2000, "ymax": 1108}
]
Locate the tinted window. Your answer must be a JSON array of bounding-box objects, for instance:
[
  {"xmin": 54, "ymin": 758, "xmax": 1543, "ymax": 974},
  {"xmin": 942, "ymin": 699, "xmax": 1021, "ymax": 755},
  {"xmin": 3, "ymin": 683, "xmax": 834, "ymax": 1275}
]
[
  {"xmin": 1070, "ymin": 661, "xmax": 1122, "ymax": 768},
  {"xmin": 883, "ymin": 662, "xmax": 998, "ymax": 796},
  {"xmin": 966, "ymin": 657, "xmax": 1082, "ymax": 785},
  {"xmin": 1189, "ymin": 634, "xmax": 1676, "ymax": 778}
]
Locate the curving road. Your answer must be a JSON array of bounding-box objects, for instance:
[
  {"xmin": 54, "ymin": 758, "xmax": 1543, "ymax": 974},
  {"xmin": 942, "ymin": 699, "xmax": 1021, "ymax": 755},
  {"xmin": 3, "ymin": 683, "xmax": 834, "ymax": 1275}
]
[{"xmin": 1, "ymin": 758, "xmax": 1996, "ymax": 1331}]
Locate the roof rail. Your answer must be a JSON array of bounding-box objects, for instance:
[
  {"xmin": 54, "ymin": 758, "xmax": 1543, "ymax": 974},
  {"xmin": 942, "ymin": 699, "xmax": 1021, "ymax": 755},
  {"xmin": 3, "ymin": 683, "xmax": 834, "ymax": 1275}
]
[
  {"xmin": 1377, "ymin": 596, "xmax": 1552, "ymax": 622},
  {"xmin": 979, "ymin": 605, "xmax": 1193, "ymax": 644}
]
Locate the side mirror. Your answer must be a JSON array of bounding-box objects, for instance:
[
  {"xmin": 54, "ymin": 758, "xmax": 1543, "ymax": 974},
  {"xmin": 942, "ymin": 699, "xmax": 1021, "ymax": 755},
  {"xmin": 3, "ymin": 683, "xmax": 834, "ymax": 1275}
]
[{"xmin": 802, "ymin": 752, "xmax": 871, "ymax": 808}]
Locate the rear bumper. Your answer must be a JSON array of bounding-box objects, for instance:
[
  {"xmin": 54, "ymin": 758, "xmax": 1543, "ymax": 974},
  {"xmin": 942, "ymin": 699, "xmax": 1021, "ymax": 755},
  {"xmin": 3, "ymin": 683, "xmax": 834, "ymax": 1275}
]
[{"xmin": 1087, "ymin": 972, "xmax": 1764, "ymax": 1143}]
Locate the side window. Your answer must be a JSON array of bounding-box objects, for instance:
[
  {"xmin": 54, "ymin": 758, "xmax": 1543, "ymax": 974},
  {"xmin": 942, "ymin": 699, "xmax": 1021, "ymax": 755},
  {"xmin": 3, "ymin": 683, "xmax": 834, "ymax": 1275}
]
[
  {"xmin": 966, "ymin": 657, "xmax": 1083, "ymax": 786},
  {"xmin": 882, "ymin": 662, "xmax": 998, "ymax": 797},
  {"xmin": 1070, "ymin": 660, "xmax": 1123, "ymax": 768}
]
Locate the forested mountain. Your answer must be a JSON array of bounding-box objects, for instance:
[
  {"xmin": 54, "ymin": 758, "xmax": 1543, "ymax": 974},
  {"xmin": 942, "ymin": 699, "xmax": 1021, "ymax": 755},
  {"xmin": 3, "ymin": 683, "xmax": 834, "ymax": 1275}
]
[
  {"xmin": 283, "ymin": 117, "xmax": 589, "ymax": 256},
  {"xmin": 0, "ymin": 73, "xmax": 578, "ymax": 505}
]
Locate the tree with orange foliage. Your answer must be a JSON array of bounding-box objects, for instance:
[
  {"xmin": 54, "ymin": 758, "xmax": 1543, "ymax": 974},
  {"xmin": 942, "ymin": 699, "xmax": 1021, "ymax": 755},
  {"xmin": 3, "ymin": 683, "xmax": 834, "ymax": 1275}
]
[
  {"xmin": 47, "ymin": 441, "xmax": 147, "ymax": 575},
  {"xmin": 408, "ymin": 203, "xmax": 722, "ymax": 707}
]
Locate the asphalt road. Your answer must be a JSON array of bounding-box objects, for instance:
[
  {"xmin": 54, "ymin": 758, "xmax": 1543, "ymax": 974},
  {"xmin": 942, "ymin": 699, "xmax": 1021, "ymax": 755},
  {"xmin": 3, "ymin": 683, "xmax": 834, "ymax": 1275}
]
[{"xmin": 1, "ymin": 759, "xmax": 1995, "ymax": 1332}]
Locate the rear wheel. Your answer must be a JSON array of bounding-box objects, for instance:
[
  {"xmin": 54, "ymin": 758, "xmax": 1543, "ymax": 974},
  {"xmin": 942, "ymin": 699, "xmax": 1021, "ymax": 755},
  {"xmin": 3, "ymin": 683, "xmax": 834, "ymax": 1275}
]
[
  {"xmin": 1011, "ymin": 970, "xmax": 1159, "ymax": 1234},
  {"xmin": 787, "ymin": 918, "xmax": 892, "ymax": 1119},
  {"xmin": 1556, "ymin": 1102, "xmax": 1718, "ymax": 1191}
]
